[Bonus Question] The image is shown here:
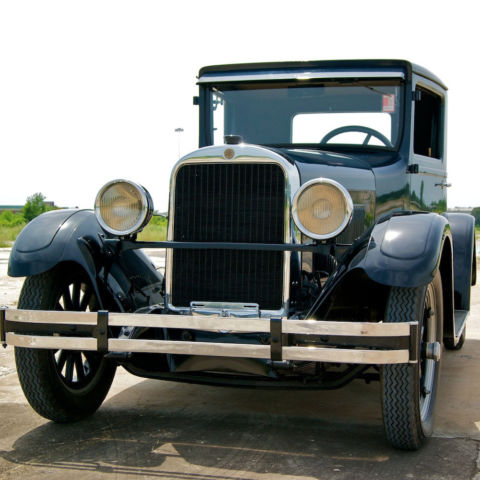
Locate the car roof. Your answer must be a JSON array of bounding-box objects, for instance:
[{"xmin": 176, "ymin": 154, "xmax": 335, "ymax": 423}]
[{"xmin": 198, "ymin": 59, "xmax": 447, "ymax": 90}]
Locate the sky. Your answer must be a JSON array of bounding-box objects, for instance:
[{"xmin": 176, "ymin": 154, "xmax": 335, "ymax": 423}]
[{"xmin": 0, "ymin": 0, "xmax": 479, "ymax": 211}]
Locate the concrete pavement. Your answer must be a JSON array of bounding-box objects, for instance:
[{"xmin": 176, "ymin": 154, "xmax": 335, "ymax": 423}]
[{"xmin": 1, "ymin": 249, "xmax": 480, "ymax": 479}]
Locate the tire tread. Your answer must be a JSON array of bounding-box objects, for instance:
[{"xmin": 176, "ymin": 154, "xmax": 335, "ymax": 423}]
[
  {"xmin": 382, "ymin": 287, "xmax": 423, "ymax": 450},
  {"xmin": 14, "ymin": 270, "xmax": 115, "ymax": 423}
]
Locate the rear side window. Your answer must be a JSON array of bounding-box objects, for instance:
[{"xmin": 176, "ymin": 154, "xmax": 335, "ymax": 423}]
[{"xmin": 413, "ymin": 87, "xmax": 443, "ymax": 159}]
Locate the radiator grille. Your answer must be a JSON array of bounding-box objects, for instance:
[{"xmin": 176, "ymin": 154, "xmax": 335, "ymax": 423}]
[{"xmin": 171, "ymin": 162, "xmax": 285, "ymax": 310}]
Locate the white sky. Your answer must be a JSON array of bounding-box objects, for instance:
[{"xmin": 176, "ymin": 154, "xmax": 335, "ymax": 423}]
[{"xmin": 0, "ymin": 0, "xmax": 478, "ymax": 210}]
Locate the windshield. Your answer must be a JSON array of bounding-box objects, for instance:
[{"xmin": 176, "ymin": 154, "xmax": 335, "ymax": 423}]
[{"xmin": 209, "ymin": 80, "xmax": 404, "ymax": 149}]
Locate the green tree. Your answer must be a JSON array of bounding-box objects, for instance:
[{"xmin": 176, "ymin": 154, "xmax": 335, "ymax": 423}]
[
  {"xmin": 471, "ymin": 207, "xmax": 480, "ymax": 226},
  {"xmin": 22, "ymin": 192, "xmax": 48, "ymax": 222},
  {"xmin": 0, "ymin": 210, "xmax": 25, "ymax": 226}
]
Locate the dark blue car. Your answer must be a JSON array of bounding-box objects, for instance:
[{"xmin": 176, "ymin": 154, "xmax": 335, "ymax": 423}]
[{"xmin": 2, "ymin": 59, "xmax": 476, "ymax": 450}]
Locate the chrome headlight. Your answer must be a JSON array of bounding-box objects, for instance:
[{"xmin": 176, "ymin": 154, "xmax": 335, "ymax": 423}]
[
  {"xmin": 95, "ymin": 179, "xmax": 153, "ymax": 236},
  {"xmin": 292, "ymin": 178, "xmax": 353, "ymax": 240}
]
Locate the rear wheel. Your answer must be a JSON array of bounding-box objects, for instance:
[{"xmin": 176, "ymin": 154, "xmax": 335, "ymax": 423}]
[
  {"xmin": 14, "ymin": 267, "xmax": 116, "ymax": 422},
  {"xmin": 444, "ymin": 327, "xmax": 466, "ymax": 350},
  {"xmin": 381, "ymin": 272, "xmax": 443, "ymax": 450}
]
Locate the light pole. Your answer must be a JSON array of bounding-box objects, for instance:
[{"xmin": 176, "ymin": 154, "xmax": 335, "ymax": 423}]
[{"xmin": 174, "ymin": 127, "xmax": 184, "ymax": 158}]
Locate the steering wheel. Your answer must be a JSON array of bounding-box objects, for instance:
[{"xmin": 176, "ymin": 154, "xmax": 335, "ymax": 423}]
[{"xmin": 320, "ymin": 125, "xmax": 393, "ymax": 147}]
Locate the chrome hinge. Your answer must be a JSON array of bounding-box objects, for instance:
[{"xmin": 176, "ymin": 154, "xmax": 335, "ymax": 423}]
[{"xmin": 407, "ymin": 164, "xmax": 419, "ymax": 174}]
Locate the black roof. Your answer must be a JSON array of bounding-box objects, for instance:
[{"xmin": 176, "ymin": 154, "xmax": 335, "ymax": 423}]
[{"xmin": 198, "ymin": 59, "xmax": 447, "ymax": 90}]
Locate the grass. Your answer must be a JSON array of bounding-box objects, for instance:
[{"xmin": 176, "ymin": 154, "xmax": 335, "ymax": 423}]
[
  {"xmin": 0, "ymin": 224, "xmax": 26, "ymax": 247},
  {"xmin": 137, "ymin": 222, "xmax": 167, "ymax": 241},
  {"xmin": 137, "ymin": 215, "xmax": 167, "ymax": 241},
  {"xmin": 0, "ymin": 216, "xmax": 167, "ymax": 247}
]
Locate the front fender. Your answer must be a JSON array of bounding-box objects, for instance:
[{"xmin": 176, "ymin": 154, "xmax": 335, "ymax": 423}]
[
  {"xmin": 353, "ymin": 212, "xmax": 450, "ymax": 288},
  {"xmin": 9, "ymin": 209, "xmax": 102, "ymax": 278},
  {"xmin": 8, "ymin": 209, "xmax": 164, "ymax": 311}
]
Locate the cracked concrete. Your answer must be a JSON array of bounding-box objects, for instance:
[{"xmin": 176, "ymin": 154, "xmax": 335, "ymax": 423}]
[{"xmin": 470, "ymin": 442, "xmax": 480, "ymax": 480}]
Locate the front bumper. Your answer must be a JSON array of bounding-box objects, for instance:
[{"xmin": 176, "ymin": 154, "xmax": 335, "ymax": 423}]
[{"xmin": 1, "ymin": 308, "xmax": 418, "ymax": 365}]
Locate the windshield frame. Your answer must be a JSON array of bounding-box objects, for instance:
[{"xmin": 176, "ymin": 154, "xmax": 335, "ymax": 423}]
[{"xmin": 200, "ymin": 78, "xmax": 406, "ymax": 153}]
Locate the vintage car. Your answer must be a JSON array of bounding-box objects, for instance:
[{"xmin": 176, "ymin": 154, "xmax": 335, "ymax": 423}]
[{"xmin": 0, "ymin": 59, "xmax": 476, "ymax": 450}]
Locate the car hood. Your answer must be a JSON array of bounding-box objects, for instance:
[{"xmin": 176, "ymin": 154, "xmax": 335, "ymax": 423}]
[
  {"xmin": 278, "ymin": 148, "xmax": 377, "ymax": 237},
  {"xmin": 276, "ymin": 148, "xmax": 376, "ymax": 192}
]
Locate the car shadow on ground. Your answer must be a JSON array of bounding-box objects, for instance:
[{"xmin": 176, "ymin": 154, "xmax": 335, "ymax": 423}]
[
  {"xmin": 0, "ymin": 401, "xmax": 477, "ymax": 480},
  {"xmin": 1, "ymin": 344, "xmax": 480, "ymax": 480}
]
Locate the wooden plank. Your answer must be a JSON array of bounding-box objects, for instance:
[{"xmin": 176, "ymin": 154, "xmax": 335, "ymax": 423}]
[
  {"xmin": 108, "ymin": 313, "xmax": 271, "ymax": 332},
  {"xmin": 282, "ymin": 319, "xmax": 411, "ymax": 337},
  {"xmin": 5, "ymin": 309, "xmax": 97, "ymax": 325},
  {"xmin": 283, "ymin": 346, "xmax": 410, "ymax": 364},
  {"xmin": 5, "ymin": 310, "xmax": 415, "ymax": 344},
  {"xmin": 5, "ymin": 333, "xmax": 97, "ymax": 351},
  {"xmin": 109, "ymin": 338, "xmax": 270, "ymax": 358},
  {"xmin": 6, "ymin": 333, "xmax": 412, "ymax": 364}
]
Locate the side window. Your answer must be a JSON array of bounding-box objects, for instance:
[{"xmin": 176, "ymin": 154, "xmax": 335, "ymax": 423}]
[{"xmin": 413, "ymin": 87, "xmax": 443, "ymax": 159}]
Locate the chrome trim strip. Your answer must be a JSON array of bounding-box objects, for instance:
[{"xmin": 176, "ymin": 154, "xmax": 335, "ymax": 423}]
[
  {"xmin": 198, "ymin": 70, "xmax": 405, "ymax": 84},
  {"xmin": 191, "ymin": 301, "xmax": 260, "ymax": 318},
  {"xmin": 165, "ymin": 145, "xmax": 300, "ymax": 317}
]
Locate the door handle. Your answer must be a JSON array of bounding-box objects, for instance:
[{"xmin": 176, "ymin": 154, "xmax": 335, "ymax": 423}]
[{"xmin": 434, "ymin": 182, "xmax": 452, "ymax": 189}]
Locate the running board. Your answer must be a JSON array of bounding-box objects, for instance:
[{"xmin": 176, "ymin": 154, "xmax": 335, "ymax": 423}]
[{"xmin": 454, "ymin": 309, "xmax": 469, "ymax": 341}]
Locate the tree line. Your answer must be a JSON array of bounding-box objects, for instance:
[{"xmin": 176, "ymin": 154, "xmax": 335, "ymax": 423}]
[
  {"xmin": 0, "ymin": 193, "xmax": 55, "ymax": 227},
  {"xmin": 2, "ymin": 193, "xmax": 480, "ymax": 228},
  {"xmin": 471, "ymin": 207, "xmax": 480, "ymax": 227}
]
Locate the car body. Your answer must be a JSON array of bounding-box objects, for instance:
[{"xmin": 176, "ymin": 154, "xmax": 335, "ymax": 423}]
[{"xmin": 1, "ymin": 59, "xmax": 476, "ymax": 450}]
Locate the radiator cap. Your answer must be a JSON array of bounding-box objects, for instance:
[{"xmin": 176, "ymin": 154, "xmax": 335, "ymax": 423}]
[{"xmin": 224, "ymin": 135, "xmax": 243, "ymax": 145}]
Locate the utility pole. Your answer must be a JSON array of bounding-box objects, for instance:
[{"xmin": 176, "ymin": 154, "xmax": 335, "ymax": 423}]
[{"xmin": 174, "ymin": 128, "xmax": 184, "ymax": 158}]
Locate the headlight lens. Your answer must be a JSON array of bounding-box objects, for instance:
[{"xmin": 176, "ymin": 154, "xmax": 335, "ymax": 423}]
[
  {"xmin": 292, "ymin": 178, "xmax": 353, "ymax": 240},
  {"xmin": 95, "ymin": 179, "xmax": 153, "ymax": 236}
]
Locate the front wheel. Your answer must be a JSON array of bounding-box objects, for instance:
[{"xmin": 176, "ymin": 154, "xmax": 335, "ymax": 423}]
[
  {"xmin": 381, "ymin": 272, "xmax": 443, "ymax": 450},
  {"xmin": 14, "ymin": 267, "xmax": 116, "ymax": 422}
]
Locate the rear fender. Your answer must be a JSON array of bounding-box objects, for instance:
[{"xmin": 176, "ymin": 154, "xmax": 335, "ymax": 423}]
[{"xmin": 442, "ymin": 213, "xmax": 476, "ymax": 310}]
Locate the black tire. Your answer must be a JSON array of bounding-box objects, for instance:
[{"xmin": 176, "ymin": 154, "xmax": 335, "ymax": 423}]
[
  {"xmin": 315, "ymin": 253, "xmax": 338, "ymax": 275},
  {"xmin": 381, "ymin": 272, "xmax": 443, "ymax": 450},
  {"xmin": 444, "ymin": 326, "xmax": 466, "ymax": 350},
  {"xmin": 14, "ymin": 267, "xmax": 116, "ymax": 422}
]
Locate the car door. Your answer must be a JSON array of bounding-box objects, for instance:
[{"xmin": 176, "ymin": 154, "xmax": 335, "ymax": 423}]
[{"xmin": 408, "ymin": 76, "xmax": 448, "ymax": 212}]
